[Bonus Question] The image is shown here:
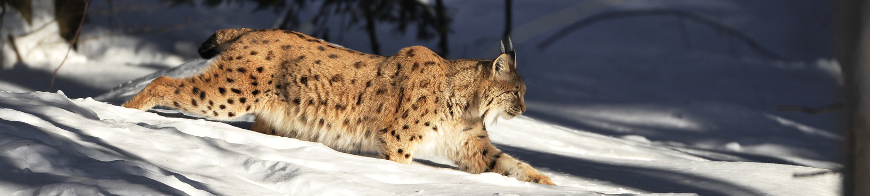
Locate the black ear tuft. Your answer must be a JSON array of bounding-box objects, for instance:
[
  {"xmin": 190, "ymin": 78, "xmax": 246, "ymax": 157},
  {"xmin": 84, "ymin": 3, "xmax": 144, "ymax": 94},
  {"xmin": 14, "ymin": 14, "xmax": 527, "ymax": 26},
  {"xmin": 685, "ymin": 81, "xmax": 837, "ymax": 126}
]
[
  {"xmin": 500, "ymin": 36, "xmax": 513, "ymax": 54},
  {"xmin": 198, "ymin": 33, "xmax": 222, "ymax": 59}
]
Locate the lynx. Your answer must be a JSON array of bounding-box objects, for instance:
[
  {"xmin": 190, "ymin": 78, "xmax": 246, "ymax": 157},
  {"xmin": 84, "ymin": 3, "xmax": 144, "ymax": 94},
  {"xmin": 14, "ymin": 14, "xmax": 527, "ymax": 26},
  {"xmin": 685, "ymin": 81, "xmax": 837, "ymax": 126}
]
[{"xmin": 123, "ymin": 28, "xmax": 554, "ymax": 185}]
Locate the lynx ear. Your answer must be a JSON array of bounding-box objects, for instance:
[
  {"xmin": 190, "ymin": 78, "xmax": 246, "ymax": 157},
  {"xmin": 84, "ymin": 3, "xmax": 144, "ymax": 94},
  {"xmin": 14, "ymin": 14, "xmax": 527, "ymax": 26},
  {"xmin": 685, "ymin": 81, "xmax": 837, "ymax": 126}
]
[
  {"xmin": 492, "ymin": 53, "xmax": 513, "ymax": 77},
  {"xmin": 494, "ymin": 36, "xmax": 516, "ymax": 78}
]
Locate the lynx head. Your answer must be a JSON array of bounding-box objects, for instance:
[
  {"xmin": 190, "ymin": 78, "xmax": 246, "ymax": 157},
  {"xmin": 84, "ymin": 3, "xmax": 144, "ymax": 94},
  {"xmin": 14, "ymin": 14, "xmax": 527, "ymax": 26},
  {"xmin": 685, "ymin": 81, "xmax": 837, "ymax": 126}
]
[{"xmin": 481, "ymin": 36, "xmax": 527, "ymax": 126}]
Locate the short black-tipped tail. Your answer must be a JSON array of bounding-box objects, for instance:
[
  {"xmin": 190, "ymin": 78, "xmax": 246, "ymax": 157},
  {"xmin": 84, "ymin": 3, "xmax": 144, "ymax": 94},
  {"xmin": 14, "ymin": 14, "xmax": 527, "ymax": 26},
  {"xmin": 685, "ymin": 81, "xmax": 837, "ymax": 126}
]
[{"xmin": 198, "ymin": 28, "xmax": 255, "ymax": 59}]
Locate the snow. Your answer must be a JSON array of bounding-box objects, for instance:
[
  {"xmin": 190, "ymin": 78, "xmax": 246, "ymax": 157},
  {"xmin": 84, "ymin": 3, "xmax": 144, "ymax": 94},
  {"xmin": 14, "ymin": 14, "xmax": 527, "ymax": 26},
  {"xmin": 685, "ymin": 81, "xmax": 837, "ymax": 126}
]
[
  {"xmin": 0, "ymin": 0, "xmax": 843, "ymax": 195},
  {"xmin": 0, "ymin": 91, "xmax": 839, "ymax": 195}
]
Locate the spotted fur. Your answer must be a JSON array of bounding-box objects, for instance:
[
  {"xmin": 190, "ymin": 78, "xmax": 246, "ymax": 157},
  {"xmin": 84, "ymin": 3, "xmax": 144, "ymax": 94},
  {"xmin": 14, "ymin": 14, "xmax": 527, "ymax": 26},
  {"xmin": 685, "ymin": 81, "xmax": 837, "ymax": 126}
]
[{"xmin": 123, "ymin": 28, "xmax": 553, "ymax": 185}]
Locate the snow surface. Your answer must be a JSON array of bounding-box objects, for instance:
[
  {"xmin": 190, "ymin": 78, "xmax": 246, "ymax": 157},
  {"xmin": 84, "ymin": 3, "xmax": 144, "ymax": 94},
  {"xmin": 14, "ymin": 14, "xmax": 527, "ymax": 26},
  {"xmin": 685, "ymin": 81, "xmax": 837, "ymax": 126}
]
[
  {"xmin": 0, "ymin": 91, "xmax": 840, "ymax": 195},
  {"xmin": 0, "ymin": 0, "xmax": 843, "ymax": 195}
]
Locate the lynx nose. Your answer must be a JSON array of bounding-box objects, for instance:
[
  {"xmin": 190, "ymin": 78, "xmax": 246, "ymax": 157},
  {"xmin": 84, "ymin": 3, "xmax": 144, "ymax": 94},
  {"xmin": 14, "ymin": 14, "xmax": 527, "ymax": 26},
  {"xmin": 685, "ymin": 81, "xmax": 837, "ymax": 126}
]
[{"xmin": 519, "ymin": 101, "xmax": 527, "ymax": 113}]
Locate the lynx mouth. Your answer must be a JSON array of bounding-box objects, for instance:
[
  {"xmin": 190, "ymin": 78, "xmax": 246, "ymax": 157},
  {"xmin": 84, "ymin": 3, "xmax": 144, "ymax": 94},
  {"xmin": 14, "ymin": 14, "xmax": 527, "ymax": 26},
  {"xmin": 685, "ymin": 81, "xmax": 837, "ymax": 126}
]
[{"xmin": 503, "ymin": 106, "xmax": 522, "ymax": 118}]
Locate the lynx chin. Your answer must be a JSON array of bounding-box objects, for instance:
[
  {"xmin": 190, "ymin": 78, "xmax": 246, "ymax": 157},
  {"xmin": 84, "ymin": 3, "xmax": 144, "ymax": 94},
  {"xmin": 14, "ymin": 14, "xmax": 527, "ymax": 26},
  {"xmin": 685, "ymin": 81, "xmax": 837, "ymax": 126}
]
[{"xmin": 123, "ymin": 28, "xmax": 554, "ymax": 185}]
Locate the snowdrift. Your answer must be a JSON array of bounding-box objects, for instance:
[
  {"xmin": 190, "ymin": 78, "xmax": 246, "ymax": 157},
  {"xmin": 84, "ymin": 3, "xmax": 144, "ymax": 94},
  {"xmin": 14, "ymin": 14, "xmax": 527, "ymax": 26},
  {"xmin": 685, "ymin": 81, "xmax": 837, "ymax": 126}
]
[{"xmin": 0, "ymin": 91, "xmax": 838, "ymax": 195}]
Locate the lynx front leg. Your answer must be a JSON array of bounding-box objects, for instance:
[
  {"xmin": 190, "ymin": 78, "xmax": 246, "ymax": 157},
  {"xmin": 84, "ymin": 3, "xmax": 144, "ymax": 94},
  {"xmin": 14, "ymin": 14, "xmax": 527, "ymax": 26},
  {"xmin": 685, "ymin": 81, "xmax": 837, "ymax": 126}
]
[
  {"xmin": 378, "ymin": 125, "xmax": 423, "ymax": 165},
  {"xmin": 450, "ymin": 121, "xmax": 555, "ymax": 185}
]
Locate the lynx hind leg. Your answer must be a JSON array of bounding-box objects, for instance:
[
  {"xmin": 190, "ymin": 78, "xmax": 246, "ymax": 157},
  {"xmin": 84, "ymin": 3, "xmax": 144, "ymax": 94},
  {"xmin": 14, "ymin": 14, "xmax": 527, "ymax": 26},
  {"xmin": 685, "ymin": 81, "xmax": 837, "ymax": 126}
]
[
  {"xmin": 123, "ymin": 76, "xmax": 253, "ymax": 120},
  {"xmin": 451, "ymin": 121, "xmax": 555, "ymax": 185},
  {"xmin": 198, "ymin": 28, "xmax": 255, "ymax": 59},
  {"xmin": 123, "ymin": 76, "xmax": 181, "ymax": 110}
]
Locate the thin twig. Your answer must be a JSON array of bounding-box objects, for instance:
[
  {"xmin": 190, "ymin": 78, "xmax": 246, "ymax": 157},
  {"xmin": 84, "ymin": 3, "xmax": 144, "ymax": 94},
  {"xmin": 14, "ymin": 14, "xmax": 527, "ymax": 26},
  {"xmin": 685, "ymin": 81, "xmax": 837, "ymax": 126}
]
[
  {"xmin": 778, "ymin": 103, "xmax": 843, "ymax": 115},
  {"xmin": 48, "ymin": 0, "xmax": 90, "ymax": 92},
  {"xmin": 793, "ymin": 169, "xmax": 838, "ymax": 178},
  {"xmin": 7, "ymin": 35, "xmax": 22, "ymax": 62},
  {"xmin": 538, "ymin": 9, "xmax": 786, "ymax": 61}
]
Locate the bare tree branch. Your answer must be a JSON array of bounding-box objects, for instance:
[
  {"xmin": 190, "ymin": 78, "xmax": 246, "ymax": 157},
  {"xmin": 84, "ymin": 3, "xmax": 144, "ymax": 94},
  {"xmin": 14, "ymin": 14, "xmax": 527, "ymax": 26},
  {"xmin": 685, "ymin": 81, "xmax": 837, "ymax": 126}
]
[
  {"xmin": 538, "ymin": 9, "xmax": 786, "ymax": 61},
  {"xmin": 49, "ymin": 0, "xmax": 90, "ymax": 92},
  {"xmin": 777, "ymin": 103, "xmax": 843, "ymax": 115}
]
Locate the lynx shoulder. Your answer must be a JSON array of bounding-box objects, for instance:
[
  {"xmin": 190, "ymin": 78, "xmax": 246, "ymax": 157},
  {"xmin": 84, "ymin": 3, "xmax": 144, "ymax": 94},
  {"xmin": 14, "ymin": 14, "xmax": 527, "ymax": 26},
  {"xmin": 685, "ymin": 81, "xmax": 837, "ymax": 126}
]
[{"xmin": 123, "ymin": 28, "xmax": 554, "ymax": 185}]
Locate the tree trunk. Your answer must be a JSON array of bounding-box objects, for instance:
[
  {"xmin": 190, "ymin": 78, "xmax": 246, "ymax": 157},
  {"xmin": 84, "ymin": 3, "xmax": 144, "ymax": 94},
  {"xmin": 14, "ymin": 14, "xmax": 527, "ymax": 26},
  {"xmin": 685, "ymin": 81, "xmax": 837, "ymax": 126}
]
[
  {"xmin": 503, "ymin": 0, "xmax": 512, "ymax": 37},
  {"xmin": 836, "ymin": 0, "xmax": 870, "ymax": 195},
  {"xmin": 362, "ymin": 0, "xmax": 380, "ymax": 55},
  {"xmin": 435, "ymin": 0, "xmax": 448, "ymax": 57}
]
